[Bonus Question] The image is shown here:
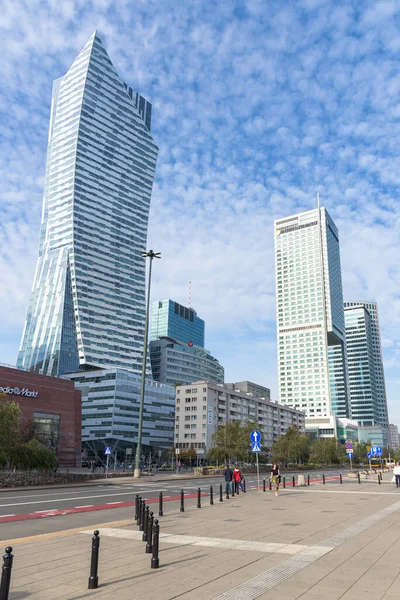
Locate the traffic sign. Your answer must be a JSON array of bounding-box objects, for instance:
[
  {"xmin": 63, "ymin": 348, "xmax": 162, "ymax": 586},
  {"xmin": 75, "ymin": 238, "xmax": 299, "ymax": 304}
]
[
  {"xmin": 250, "ymin": 430, "xmax": 261, "ymax": 443},
  {"xmin": 105, "ymin": 446, "xmax": 112, "ymax": 456},
  {"xmin": 347, "ymin": 451, "xmax": 353, "ymax": 458},
  {"xmin": 345, "ymin": 441, "xmax": 353, "ymax": 450},
  {"xmin": 251, "ymin": 442, "xmax": 261, "ymax": 453},
  {"xmin": 371, "ymin": 446, "xmax": 382, "ymax": 457}
]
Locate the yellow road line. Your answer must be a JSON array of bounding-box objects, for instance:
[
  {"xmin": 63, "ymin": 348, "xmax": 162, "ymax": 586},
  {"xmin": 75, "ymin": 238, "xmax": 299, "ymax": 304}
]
[{"xmin": 1, "ymin": 518, "xmax": 135, "ymax": 545}]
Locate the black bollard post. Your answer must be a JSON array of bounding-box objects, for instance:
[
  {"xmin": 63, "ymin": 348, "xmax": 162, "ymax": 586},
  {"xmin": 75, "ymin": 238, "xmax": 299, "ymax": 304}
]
[
  {"xmin": 243, "ymin": 478, "xmax": 246, "ymax": 493},
  {"xmin": 263, "ymin": 478, "xmax": 266, "ymax": 492},
  {"xmin": 139, "ymin": 500, "xmax": 145, "ymax": 531},
  {"xmin": 232, "ymin": 482, "xmax": 235, "ymax": 497},
  {"xmin": 210, "ymin": 485, "xmax": 214, "ymax": 505},
  {"xmin": 159, "ymin": 492, "xmax": 164, "ymax": 517},
  {"xmin": 135, "ymin": 494, "xmax": 139, "ymax": 521},
  {"xmin": 357, "ymin": 472, "xmax": 361, "ymax": 484},
  {"xmin": 219, "ymin": 483, "xmax": 223, "ymax": 502},
  {"xmin": 236, "ymin": 480, "xmax": 239, "ymax": 495},
  {"xmin": 307, "ymin": 474, "xmax": 310, "ymax": 486},
  {"xmin": 269, "ymin": 478, "xmax": 272, "ymax": 491},
  {"xmin": 151, "ymin": 520, "xmax": 160, "ymax": 569},
  {"xmin": 142, "ymin": 505, "xmax": 150, "ymax": 542},
  {"xmin": 293, "ymin": 476, "xmax": 295, "ymax": 488},
  {"xmin": 378, "ymin": 473, "xmax": 381, "ymax": 485},
  {"xmin": 180, "ymin": 490, "xmax": 185, "ymax": 512},
  {"xmin": 146, "ymin": 512, "xmax": 154, "ymax": 554},
  {"xmin": 136, "ymin": 496, "xmax": 142, "ymax": 526},
  {"xmin": 197, "ymin": 487, "xmax": 201, "ymax": 508},
  {"xmin": 0, "ymin": 547, "xmax": 14, "ymax": 600},
  {"xmin": 340, "ymin": 473, "xmax": 343, "ymax": 484},
  {"xmin": 283, "ymin": 476, "xmax": 286, "ymax": 488},
  {"xmin": 226, "ymin": 484, "xmax": 230, "ymax": 499},
  {"xmin": 322, "ymin": 474, "xmax": 325, "ymax": 485},
  {"xmin": 88, "ymin": 531, "xmax": 100, "ymax": 590}
]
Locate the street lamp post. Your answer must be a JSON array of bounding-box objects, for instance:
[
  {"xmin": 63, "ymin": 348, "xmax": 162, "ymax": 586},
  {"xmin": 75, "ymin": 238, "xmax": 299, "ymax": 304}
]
[{"xmin": 134, "ymin": 249, "xmax": 161, "ymax": 479}]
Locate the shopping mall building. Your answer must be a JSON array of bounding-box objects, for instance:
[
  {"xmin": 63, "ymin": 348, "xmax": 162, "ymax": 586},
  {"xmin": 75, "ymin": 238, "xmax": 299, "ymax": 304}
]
[{"xmin": 0, "ymin": 365, "xmax": 81, "ymax": 467}]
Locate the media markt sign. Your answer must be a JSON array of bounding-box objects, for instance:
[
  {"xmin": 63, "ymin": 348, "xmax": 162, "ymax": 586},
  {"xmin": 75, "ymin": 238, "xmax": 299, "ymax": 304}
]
[{"xmin": 0, "ymin": 386, "xmax": 39, "ymax": 399}]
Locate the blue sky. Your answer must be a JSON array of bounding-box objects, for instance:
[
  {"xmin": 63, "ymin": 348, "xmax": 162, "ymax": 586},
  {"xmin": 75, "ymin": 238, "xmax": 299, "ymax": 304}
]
[{"xmin": 1, "ymin": 0, "xmax": 400, "ymax": 425}]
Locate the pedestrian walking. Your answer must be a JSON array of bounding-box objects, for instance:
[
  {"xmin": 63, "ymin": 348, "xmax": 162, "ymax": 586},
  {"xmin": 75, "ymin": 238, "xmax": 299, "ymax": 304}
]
[
  {"xmin": 393, "ymin": 461, "xmax": 400, "ymax": 488},
  {"xmin": 224, "ymin": 464, "xmax": 233, "ymax": 495},
  {"xmin": 271, "ymin": 463, "xmax": 280, "ymax": 496},
  {"xmin": 233, "ymin": 464, "xmax": 243, "ymax": 493}
]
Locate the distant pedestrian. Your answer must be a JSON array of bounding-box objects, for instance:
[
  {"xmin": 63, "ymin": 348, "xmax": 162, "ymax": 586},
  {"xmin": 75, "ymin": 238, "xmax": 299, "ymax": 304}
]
[
  {"xmin": 224, "ymin": 464, "xmax": 233, "ymax": 495},
  {"xmin": 233, "ymin": 464, "xmax": 243, "ymax": 493},
  {"xmin": 394, "ymin": 462, "xmax": 400, "ymax": 488},
  {"xmin": 271, "ymin": 463, "xmax": 281, "ymax": 496}
]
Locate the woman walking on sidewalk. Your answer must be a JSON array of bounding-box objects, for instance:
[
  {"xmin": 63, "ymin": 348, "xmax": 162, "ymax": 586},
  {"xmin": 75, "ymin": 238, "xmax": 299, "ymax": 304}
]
[{"xmin": 271, "ymin": 463, "xmax": 280, "ymax": 496}]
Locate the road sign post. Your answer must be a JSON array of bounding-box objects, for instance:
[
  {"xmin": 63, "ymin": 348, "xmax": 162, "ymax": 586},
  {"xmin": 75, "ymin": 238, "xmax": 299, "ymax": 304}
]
[
  {"xmin": 105, "ymin": 446, "xmax": 112, "ymax": 480},
  {"xmin": 250, "ymin": 430, "xmax": 261, "ymax": 491}
]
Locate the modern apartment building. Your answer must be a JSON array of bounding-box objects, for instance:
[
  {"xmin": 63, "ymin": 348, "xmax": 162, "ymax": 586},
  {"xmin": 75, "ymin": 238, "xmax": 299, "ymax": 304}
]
[
  {"xmin": 151, "ymin": 300, "xmax": 205, "ymax": 348},
  {"xmin": 17, "ymin": 32, "xmax": 158, "ymax": 377},
  {"xmin": 63, "ymin": 369, "xmax": 175, "ymax": 454},
  {"xmin": 149, "ymin": 338, "xmax": 224, "ymax": 386},
  {"xmin": 344, "ymin": 302, "xmax": 389, "ymax": 427},
  {"xmin": 274, "ymin": 205, "xmax": 350, "ymax": 430},
  {"xmin": 174, "ymin": 381, "xmax": 305, "ymax": 457},
  {"xmin": 344, "ymin": 305, "xmax": 378, "ymax": 426}
]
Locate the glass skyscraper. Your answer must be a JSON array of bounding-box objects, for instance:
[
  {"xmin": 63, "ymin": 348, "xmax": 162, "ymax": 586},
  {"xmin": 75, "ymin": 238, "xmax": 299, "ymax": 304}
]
[
  {"xmin": 344, "ymin": 301, "xmax": 389, "ymax": 427},
  {"xmin": 17, "ymin": 32, "xmax": 158, "ymax": 377},
  {"xmin": 150, "ymin": 300, "xmax": 205, "ymax": 348},
  {"xmin": 274, "ymin": 206, "xmax": 350, "ymax": 421}
]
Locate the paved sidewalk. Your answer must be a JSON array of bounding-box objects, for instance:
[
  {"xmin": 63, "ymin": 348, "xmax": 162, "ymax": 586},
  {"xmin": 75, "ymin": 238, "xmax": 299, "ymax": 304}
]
[{"xmin": 3, "ymin": 477, "xmax": 400, "ymax": 600}]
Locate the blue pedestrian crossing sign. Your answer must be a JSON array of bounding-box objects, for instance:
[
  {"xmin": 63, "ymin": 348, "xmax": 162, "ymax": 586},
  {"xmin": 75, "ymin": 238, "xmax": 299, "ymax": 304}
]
[
  {"xmin": 250, "ymin": 430, "xmax": 261, "ymax": 444},
  {"xmin": 104, "ymin": 446, "xmax": 112, "ymax": 456},
  {"xmin": 251, "ymin": 442, "xmax": 261, "ymax": 453},
  {"xmin": 347, "ymin": 451, "xmax": 353, "ymax": 459}
]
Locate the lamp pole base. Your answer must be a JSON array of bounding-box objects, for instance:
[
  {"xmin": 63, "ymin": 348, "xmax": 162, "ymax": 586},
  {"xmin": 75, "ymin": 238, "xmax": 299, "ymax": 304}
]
[{"xmin": 134, "ymin": 468, "xmax": 141, "ymax": 479}]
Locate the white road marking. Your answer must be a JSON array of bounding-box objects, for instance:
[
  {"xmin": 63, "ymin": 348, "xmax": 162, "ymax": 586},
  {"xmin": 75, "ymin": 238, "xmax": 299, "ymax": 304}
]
[
  {"xmin": 0, "ymin": 514, "xmax": 16, "ymax": 518},
  {"xmin": 0, "ymin": 491, "xmax": 160, "ymax": 509},
  {"xmin": 80, "ymin": 528, "xmax": 310, "ymax": 555},
  {"xmin": 106, "ymin": 501, "xmax": 124, "ymax": 505},
  {"xmin": 75, "ymin": 505, "xmax": 94, "ymax": 508},
  {"xmin": 35, "ymin": 509, "xmax": 57, "ymax": 513}
]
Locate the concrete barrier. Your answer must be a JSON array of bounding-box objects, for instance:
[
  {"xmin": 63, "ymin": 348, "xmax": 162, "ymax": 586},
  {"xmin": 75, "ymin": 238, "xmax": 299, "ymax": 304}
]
[{"xmin": 297, "ymin": 474, "xmax": 306, "ymax": 486}]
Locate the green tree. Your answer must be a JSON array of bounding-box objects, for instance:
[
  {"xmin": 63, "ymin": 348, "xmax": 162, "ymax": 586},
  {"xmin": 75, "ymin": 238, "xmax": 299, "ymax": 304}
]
[
  {"xmin": 0, "ymin": 398, "xmax": 22, "ymax": 464},
  {"xmin": 208, "ymin": 421, "xmax": 257, "ymax": 464},
  {"xmin": 272, "ymin": 425, "xmax": 310, "ymax": 465},
  {"xmin": 309, "ymin": 438, "xmax": 340, "ymax": 465}
]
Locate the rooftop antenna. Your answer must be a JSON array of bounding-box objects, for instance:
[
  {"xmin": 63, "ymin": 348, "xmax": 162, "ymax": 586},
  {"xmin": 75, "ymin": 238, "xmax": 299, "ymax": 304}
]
[
  {"xmin": 188, "ymin": 281, "xmax": 192, "ymax": 309},
  {"xmin": 315, "ymin": 192, "xmax": 320, "ymax": 209}
]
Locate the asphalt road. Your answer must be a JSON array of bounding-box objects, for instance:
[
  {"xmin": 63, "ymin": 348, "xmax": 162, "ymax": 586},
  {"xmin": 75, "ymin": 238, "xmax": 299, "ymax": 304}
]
[{"xmin": 0, "ymin": 471, "xmax": 344, "ymax": 542}]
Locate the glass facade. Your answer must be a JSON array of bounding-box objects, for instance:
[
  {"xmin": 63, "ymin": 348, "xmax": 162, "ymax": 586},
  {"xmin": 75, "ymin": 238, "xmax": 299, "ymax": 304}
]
[
  {"xmin": 63, "ymin": 368, "xmax": 175, "ymax": 450},
  {"xmin": 151, "ymin": 299, "xmax": 205, "ymax": 348},
  {"xmin": 275, "ymin": 207, "xmax": 350, "ymax": 420},
  {"xmin": 17, "ymin": 32, "xmax": 158, "ymax": 377},
  {"xmin": 344, "ymin": 302, "xmax": 389, "ymax": 427}
]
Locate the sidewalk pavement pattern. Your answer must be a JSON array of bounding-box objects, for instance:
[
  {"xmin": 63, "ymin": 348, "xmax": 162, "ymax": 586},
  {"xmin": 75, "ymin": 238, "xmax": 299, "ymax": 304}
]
[{"xmin": 2, "ymin": 477, "xmax": 400, "ymax": 600}]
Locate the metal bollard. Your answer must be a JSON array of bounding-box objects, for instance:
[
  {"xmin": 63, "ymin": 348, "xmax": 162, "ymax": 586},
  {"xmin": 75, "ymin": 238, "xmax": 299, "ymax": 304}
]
[
  {"xmin": 232, "ymin": 482, "xmax": 235, "ymax": 497},
  {"xmin": 180, "ymin": 490, "xmax": 185, "ymax": 512},
  {"xmin": 243, "ymin": 478, "xmax": 246, "ymax": 493},
  {"xmin": 219, "ymin": 483, "xmax": 223, "ymax": 502},
  {"xmin": 283, "ymin": 476, "xmax": 286, "ymax": 488},
  {"xmin": 236, "ymin": 480, "xmax": 239, "ymax": 495},
  {"xmin": 146, "ymin": 512, "xmax": 154, "ymax": 554},
  {"xmin": 269, "ymin": 478, "xmax": 272, "ymax": 491},
  {"xmin": 322, "ymin": 474, "xmax": 325, "ymax": 485},
  {"xmin": 159, "ymin": 492, "xmax": 164, "ymax": 517},
  {"xmin": 378, "ymin": 473, "xmax": 381, "ymax": 485},
  {"xmin": 210, "ymin": 485, "xmax": 214, "ymax": 505},
  {"xmin": 197, "ymin": 487, "xmax": 201, "ymax": 508},
  {"xmin": 151, "ymin": 519, "xmax": 160, "ymax": 569},
  {"xmin": 263, "ymin": 478, "xmax": 266, "ymax": 492},
  {"xmin": 135, "ymin": 494, "xmax": 139, "ymax": 521},
  {"xmin": 0, "ymin": 547, "xmax": 14, "ymax": 600},
  {"xmin": 226, "ymin": 484, "xmax": 230, "ymax": 499},
  {"xmin": 136, "ymin": 496, "xmax": 142, "ymax": 526},
  {"xmin": 88, "ymin": 531, "xmax": 100, "ymax": 590},
  {"xmin": 292, "ymin": 476, "xmax": 295, "ymax": 488},
  {"xmin": 307, "ymin": 474, "xmax": 310, "ymax": 486},
  {"xmin": 357, "ymin": 472, "xmax": 361, "ymax": 484},
  {"xmin": 142, "ymin": 505, "xmax": 150, "ymax": 542},
  {"xmin": 340, "ymin": 474, "xmax": 343, "ymax": 484}
]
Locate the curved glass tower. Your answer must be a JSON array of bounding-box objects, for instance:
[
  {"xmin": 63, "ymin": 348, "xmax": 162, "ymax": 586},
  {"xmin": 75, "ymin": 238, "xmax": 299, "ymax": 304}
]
[{"xmin": 17, "ymin": 32, "xmax": 158, "ymax": 377}]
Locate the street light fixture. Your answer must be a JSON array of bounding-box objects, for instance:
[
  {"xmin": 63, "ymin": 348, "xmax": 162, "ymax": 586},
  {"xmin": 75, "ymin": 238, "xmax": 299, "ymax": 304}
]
[{"xmin": 134, "ymin": 249, "xmax": 161, "ymax": 479}]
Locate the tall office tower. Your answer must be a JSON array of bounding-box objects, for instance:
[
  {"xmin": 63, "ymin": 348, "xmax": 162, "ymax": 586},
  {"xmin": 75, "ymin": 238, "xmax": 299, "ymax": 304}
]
[
  {"xmin": 344, "ymin": 302, "xmax": 389, "ymax": 427},
  {"xmin": 17, "ymin": 32, "xmax": 158, "ymax": 377},
  {"xmin": 274, "ymin": 206, "xmax": 350, "ymax": 422},
  {"xmin": 344, "ymin": 305, "xmax": 378, "ymax": 426},
  {"xmin": 151, "ymin": 300, "xmax": 205, "ymax": 348}
]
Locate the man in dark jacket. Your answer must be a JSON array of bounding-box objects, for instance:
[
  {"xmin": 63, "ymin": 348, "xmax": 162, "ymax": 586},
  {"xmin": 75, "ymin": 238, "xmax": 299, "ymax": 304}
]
[{"xmin": 224, "ymin": 465, "xmax": 233, "ymax": 494}]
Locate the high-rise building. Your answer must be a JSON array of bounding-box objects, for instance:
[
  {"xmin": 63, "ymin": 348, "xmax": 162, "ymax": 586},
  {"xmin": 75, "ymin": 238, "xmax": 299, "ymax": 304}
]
[
  {"xmin": 17, "ymin": 32, "xmax": 158, "ymax": 377},
  {"xmin": 149, "ymin": 338, "xmax": 224, "ymax": 386},
  {"xmin": 388, "ymin": 424, "xmax": 399, "ymax": 449},
  {"xmin": 174, "ymin": 381, "xmax": 304, "ymax": 458},
  {"xmin": 344, "ymin": 305, "xmax": 378, "ymax": 426},
  {"xmin": 274, "ymin": 206, "xmax": 350, "ymax": 426},
  {"xmin": 151, "ymin": 300, "xmax": 205, "ymax": 348},
  {"xmin": 344, "ymin": 302, "xmax": 389, "ymax": 428}
]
